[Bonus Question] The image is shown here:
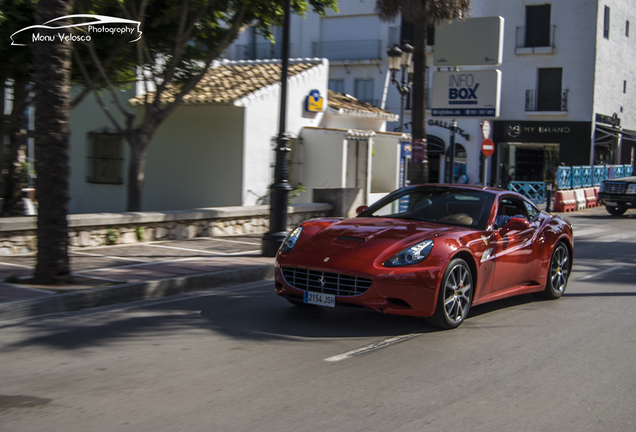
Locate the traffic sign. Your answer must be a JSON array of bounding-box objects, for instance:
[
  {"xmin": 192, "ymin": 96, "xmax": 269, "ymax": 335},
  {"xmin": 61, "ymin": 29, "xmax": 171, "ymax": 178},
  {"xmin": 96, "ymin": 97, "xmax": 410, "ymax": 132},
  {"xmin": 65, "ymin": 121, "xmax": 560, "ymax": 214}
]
[
  {"xmin": 481, "ymin": 120, "xmax": 491, "ymax": 139},
  {"xmin": 481, "ymin": 139, "xmax": 495, "ymax": 157}
]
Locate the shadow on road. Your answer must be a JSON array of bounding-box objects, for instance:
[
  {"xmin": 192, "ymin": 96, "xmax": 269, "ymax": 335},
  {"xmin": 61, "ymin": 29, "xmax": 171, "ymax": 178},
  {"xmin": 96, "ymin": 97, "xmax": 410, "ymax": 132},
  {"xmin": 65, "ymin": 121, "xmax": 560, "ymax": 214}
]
[{"xmin": 0, "ymin": 282, "xmax": 572, "ymax": 354}]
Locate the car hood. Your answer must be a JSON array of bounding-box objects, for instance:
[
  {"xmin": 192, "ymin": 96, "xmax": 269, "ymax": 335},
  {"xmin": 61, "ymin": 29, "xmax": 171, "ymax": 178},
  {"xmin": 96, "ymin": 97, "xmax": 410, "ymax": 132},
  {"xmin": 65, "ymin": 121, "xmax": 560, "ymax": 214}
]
[{"xmin": 296, "ymin": 217, "xmax": 456, "ymax": 260}]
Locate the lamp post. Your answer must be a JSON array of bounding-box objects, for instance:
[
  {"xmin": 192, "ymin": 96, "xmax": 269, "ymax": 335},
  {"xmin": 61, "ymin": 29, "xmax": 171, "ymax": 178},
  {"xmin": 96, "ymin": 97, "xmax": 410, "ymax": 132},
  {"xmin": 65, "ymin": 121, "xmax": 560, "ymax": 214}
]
[
  {"xmin": 387, "ymin": 44, "xmax": 413, "ymax": 188},
  {"xmin": 262, "ymin": 0, "xmax": 292, "ymax": 257},
  {"xmin": 387, "ymin": 43, "xmax": 414, "ymax": 134}
]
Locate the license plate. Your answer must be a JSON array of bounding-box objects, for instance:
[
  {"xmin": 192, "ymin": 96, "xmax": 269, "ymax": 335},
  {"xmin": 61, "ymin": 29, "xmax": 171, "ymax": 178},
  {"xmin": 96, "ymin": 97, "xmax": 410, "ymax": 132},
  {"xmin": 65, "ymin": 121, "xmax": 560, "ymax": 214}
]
[
  {"xmin": 606, "ymin": 201, "xmax": 618, "ymax": 206},
  {"xmin": 304, "ymin": 291, "xmax": 335, "ymax": 307}
]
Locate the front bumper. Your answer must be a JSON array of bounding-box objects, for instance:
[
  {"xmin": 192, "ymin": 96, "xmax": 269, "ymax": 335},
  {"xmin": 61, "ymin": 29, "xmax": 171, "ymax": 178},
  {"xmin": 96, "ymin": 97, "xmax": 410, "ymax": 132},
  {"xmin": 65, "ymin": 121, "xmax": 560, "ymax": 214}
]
[
  {"xmin": 274, "ymin": 253, "xmax": 445, "ymax": 317},
  {"xmin": 598, "ymin": 193, "xmax": 636, "ymax": 208}
]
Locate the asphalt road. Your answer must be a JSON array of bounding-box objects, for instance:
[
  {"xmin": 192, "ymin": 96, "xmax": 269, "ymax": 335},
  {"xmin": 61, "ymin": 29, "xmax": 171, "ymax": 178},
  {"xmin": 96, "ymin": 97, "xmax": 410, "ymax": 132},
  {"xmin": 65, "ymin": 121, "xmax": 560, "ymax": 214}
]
[{"xmin": 1, "ymin": 207, "xmax": 635, "ymax": 432}]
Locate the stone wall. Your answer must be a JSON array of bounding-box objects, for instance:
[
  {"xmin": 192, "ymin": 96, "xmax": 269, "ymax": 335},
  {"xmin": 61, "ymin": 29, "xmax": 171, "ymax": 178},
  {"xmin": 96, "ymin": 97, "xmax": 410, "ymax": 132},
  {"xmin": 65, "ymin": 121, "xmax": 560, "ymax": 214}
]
[{"xmin": 0, "ymin": 203, "xmax": 333, "ymax": 255}]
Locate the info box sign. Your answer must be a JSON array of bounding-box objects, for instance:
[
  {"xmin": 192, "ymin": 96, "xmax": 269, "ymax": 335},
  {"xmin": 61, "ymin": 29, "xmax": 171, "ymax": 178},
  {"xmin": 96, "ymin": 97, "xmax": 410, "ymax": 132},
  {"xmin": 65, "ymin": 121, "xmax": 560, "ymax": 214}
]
[
  {"xmin": 431, "ymin": 70, "xmax": 502, "ymax": 118},
  {"xmin": 430, "ymin": 16, "xmax": 504, "ymax": 119}
]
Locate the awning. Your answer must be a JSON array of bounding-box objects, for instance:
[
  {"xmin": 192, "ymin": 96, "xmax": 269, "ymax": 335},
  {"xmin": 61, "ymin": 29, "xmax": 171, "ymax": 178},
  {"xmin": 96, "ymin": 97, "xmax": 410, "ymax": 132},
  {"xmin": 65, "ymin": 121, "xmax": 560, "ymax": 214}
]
[{"xmin": 595, "ymin": 124, "xmax": 636, "ymax": 142}]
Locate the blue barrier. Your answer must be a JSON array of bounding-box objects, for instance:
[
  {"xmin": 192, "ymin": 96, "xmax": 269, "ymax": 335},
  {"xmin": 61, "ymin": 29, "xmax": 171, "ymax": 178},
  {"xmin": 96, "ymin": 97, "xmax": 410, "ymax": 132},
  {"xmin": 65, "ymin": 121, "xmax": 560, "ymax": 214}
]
[
  {"xmin": 508, "ymin": 181, "xmax": 546, "ymax": 204},
  {"xmin": 556, "ymin": 164, "xmax": 634, "ymax": 189}
]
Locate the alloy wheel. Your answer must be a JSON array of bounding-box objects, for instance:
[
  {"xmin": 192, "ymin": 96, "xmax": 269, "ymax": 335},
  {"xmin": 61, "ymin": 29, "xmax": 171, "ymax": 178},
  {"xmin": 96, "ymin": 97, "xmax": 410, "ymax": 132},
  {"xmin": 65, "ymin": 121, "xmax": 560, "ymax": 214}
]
[
  {"xmin": 549, "ymin": 243, "xmax": 570, "ymax": 294},
  {"xmin": 443, "ymin": 262, "xmax": 472, "ymax": 324}
]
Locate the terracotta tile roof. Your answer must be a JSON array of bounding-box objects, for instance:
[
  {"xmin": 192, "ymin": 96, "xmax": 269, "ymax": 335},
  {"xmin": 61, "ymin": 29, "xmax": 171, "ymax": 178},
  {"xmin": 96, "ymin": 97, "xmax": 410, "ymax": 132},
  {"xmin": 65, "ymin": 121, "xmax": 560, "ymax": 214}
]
[
  {"xmin": 327, "ymin": 90, "xmax": 398, "ymax": 121},
  {"xmin": 129, "ymin": 59, "xmax": 322, "ymax": 106}
]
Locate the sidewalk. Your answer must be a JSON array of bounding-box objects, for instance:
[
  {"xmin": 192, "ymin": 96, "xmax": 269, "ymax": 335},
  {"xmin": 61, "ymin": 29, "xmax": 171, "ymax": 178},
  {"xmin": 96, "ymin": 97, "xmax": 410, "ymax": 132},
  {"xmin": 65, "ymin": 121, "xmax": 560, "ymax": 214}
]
[{"xmin": 0, "ymin": 235, "xmax": 274, "ymax": 321}]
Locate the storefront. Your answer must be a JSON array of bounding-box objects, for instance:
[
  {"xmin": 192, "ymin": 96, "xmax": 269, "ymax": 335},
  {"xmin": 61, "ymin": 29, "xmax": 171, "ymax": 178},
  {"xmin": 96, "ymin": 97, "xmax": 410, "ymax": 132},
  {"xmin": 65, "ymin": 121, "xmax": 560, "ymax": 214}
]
[
  {"xmin": 492, "ymin": 121, "xmax": 592, "ymax": 188},
  {"xmin": 593, "ymin": 114, "xmax": 636, "ymax": 166}
]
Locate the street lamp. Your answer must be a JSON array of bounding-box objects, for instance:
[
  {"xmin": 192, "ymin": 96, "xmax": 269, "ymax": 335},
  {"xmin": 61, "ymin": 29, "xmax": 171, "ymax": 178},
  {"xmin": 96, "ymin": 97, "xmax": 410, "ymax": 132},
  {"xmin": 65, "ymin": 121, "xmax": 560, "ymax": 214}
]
[
  {"xmin": 388, "ymin": 44, "xmax": 413, "ymax": 188},
  {"xmin": 262, "ymin": 0, "xmax": 292, "ymax": 257},
  {"xmin": 387, "ymin": 43, "xmax": 414, "ymax": 133}
]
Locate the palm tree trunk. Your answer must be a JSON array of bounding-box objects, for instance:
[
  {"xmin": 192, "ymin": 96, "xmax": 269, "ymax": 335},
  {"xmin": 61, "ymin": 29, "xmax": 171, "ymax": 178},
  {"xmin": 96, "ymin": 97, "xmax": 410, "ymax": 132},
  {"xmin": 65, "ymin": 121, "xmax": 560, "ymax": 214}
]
[
  {"xmin": 410, "ymin": 20, "xmax": 430, "ymax": 185},
  {"xmin": 33, "ymin": 0, "xmax": 72, "ymax": 284}
]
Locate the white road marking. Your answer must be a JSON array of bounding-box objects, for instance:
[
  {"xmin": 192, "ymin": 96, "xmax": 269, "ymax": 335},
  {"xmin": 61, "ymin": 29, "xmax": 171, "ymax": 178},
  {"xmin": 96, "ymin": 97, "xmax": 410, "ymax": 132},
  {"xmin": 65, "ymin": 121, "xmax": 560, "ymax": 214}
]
[
  {"xmin": 143, "ymin": 244, "xmax": 257, "ymax": 255},
  {"xmin": 577, "ymin": 265, "xmax": 625, "ymax": 281},
  {"xmin": 573, "ymin": 227, "xmax": 607, "ymax": 237},
  {"xmin": 70, "ymin": 250, "xmax": 150, "ymax": 263},
  {"xmin": 595, "ymin": 232, "xmax": 636, "ymax": 243},
  {"xmin": 73, "ymin": 256, "xmax": 210, "ymax": 273},
  {"xmin": 73, "ymin": 274, "xmax": 125, "ymax": 283},
  {"xmin": 199, "ymin": 237, "xmax": 261, "ymax": 246},
  {"xmin": 324, "ymin": 333, "xmax": 423, "ymax": 362},
  {"xmin": 0, "ymin": 261, "xmax": 33, "ymax": 269}
]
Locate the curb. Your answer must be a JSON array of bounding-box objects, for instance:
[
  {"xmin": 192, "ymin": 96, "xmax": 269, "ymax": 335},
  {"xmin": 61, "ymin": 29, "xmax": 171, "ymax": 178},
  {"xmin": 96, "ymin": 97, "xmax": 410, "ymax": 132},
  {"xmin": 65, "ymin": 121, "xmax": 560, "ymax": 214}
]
[{"xmin": 0, "ymin": 264, "xmax": 274, "ymax": 322}]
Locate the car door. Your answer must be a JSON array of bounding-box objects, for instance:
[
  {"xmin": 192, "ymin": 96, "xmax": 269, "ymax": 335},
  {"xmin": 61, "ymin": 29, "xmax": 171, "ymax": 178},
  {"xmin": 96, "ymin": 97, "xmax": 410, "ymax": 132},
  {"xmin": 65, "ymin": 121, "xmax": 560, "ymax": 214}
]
[{"xmin": 490, "ymin": 196, "xmax": 542, "ymax": 292}]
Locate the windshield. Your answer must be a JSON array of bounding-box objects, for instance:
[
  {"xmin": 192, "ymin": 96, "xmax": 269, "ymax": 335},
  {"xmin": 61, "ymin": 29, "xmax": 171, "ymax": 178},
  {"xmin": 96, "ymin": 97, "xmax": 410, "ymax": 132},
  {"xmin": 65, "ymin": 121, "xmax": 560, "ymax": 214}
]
[{"xmin": 359, "ymin": 186, "xmax": 495, "ymax": 229}]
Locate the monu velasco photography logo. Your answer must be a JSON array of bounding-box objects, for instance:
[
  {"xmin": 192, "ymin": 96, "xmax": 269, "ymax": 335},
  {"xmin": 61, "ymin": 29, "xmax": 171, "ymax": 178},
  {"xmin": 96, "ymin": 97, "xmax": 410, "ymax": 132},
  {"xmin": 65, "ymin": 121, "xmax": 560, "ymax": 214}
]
[{"xmin": 10, "ymin": 14, "xmax": 142, "ymax": 46}]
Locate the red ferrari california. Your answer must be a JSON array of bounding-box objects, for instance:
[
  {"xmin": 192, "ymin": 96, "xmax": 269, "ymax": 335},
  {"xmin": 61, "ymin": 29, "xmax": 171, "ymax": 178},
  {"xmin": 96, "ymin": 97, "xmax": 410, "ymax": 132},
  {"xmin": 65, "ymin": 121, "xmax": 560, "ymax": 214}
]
[{"xmin": 274, "ymin": 184, "xmax": 573, "ymax": 329}]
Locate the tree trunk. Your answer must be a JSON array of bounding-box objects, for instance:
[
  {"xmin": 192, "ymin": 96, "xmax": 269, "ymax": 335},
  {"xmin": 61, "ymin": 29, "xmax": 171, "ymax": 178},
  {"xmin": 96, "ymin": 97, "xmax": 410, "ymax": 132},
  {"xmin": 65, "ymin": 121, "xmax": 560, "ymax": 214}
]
[
  {"xmin": 2, "ymin": 76, "xmax": 30, "ymax": 216},
  {"xmin": 126, "ymin": 130, "xmax": 151, "ymax": 212},
  {"xmin": 410, "ymin": 20, "xmax": 429, "ymax": 185},
  {"xmin": 33, "ymin": 0, "xmax": 72, "ymax": 284}
]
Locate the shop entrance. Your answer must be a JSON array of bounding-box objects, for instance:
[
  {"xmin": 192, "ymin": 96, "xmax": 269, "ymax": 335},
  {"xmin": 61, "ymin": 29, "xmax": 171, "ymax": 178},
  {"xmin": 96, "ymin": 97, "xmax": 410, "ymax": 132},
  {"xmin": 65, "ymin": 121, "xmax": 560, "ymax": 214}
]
[{"xmin": 496, "ymin": 143, "xmax": 559, "ymax": 188}]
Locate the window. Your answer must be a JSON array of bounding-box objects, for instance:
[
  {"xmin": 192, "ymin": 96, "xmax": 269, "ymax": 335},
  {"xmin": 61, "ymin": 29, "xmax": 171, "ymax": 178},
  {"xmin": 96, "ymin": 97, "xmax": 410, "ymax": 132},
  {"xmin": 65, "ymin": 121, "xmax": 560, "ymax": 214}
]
[
  {"xmin": 328, "ymin": 79, "xmax": 344, "ymax": 94},
  {"xmin": 627, "ymin": 20, "xmax": 630, "ymax": 37},
  {"xmin": 524, "ymin": 201, "xmax": 540, "ymax": 221},
  {"xmin": 624, "ymin": 80, "xmax": 628, "ymax": 94},
  {"xmin": 604, "ymin": 6, "xmax": 610, "ymax": 39},
  {"xmin": 86, "ymin": 132, "xmax": 124, "ymax": 184},
  {"xmin": 495, "ymin": 197, "xmax": 530, "ymax": 229},
  {"xmin": 537, "ymin": 68, "xmax": 563, "ymax": 111},
  {"xmin": 354, "ymin": 79, "xmax": 375, "ymax": 105},
  {"xmin": 400, "ymin": 17, "xmax": 434, "ymax": 46},
  {"xmin": 287, "ymin": 137, "xmax": 303, "ymax": 188},
  {"xmin": 525, "ymin": 4, "xmax": 552, "ymax": 47}
]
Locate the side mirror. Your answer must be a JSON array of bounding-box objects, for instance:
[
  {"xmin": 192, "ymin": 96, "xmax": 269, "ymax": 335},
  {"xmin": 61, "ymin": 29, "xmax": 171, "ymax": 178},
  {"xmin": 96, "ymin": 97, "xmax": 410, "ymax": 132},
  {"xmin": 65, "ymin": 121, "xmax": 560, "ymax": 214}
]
[
  {"xmin": 356, "ymin": 205, "xmax": 369, "ymax": 215},
  {"xmin": 500, "ymin": 217, "xmax": 529, "ymax": 236}
]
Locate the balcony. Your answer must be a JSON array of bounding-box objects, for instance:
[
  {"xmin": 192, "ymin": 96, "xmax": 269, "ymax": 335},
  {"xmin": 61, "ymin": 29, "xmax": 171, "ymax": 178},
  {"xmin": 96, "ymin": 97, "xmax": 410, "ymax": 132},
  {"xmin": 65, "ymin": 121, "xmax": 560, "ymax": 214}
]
[
  {"xmin": 235, "ymin": 43, "xmax": 288, "ymax": 60},
  {"xmin": 515, "ymin": 25, "xmax": 556, "ymax": 54},
  {"xmin": 525, "ymin": 89, "xmax": 569, "ymax": 113},
  {"xmin": 311, "ymin": 40, "xmax": 382, "ymax": 63}
]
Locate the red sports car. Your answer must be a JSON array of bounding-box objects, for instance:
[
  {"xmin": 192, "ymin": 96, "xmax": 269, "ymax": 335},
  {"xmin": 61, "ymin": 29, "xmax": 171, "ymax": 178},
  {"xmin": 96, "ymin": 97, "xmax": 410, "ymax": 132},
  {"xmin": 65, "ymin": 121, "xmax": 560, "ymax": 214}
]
[{"xmin": 274, "ymin": 184, "xmax": 573, "ymax": 329}]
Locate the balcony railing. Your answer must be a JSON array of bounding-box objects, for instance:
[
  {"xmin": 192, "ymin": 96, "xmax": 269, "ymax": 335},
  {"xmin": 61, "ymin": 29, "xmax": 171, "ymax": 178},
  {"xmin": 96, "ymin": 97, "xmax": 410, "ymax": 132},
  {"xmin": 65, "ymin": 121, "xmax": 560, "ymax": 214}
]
[
  {"xmin": 235, "ymin": 43, "xmax": 289, "ymax": 60},
  {"xmin": 525, "ymin": 89, "xmax": 569, "ymax": 112},
  {"xmin": 516, "ymin": 25, "xmax": 556, "ymax": 49},
  {"xmin": 312, "ymin": 40, "xmax": 382, "ymax": 61}
]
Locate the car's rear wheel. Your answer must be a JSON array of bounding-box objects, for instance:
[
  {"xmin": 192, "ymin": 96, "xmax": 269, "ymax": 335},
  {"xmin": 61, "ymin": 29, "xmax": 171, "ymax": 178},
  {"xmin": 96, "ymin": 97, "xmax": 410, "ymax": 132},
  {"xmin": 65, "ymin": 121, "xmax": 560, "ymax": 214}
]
[
  {"xmin": 605, "ymin": 204, "xmax": 627, "ymax": 216},
  {"xmin": 538, "ymin": 242, "xmax": 571, "ymax": 299},
  {"xmin": 426, "ymin": 258, "xmax": 473, "ymax": 330}
]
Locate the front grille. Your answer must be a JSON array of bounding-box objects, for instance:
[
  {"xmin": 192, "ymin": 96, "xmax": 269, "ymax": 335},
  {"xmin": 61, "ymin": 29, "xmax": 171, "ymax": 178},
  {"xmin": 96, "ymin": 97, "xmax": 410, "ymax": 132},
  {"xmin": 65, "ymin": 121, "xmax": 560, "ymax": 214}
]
[
  {"xmin": 281, "ymin": 267, "xmax": 372, "ymax": 297},
  {"xmin": 603, "ymin": 182, "xmax": 626, "ymax": 194}
]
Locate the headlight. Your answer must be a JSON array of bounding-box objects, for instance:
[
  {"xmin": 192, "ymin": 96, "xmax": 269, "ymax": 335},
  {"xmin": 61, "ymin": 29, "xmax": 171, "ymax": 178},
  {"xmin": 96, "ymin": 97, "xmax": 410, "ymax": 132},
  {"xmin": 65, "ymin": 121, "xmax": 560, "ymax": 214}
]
[
  {"xmin": 599, "ymin": 182, "xmax": 605, "ymax": 192},
  {"xmin": 384, "ymin": 239, "xmax": 434, "ymax": 267},
  {"xmin": 627, "ymin": 184, "xmax": 636, "ymax": 194},
  {"xmin": 281, "ymin": 226, "xmax": 303, "ymax": 253}
]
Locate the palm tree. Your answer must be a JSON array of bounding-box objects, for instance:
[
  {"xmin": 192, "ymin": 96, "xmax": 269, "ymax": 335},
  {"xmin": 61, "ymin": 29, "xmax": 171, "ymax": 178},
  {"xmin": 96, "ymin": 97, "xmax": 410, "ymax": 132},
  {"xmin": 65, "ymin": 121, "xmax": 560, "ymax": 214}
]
[
  {"xmin": 33, "ymin": 0, "xmax": 73, "ymax": 284},
  {"xmin": 376, "ymin": 0, "xmax": 470, "ymax": 184}
]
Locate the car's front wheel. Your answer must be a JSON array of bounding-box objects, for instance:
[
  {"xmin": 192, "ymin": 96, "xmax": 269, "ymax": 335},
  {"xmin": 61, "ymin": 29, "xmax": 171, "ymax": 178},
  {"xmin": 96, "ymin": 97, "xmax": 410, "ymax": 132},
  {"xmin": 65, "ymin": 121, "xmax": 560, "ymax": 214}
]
[
  {"xmin": 605, "ymin": 204, "xmax": 627, "ymax": 216},
  {"xmin": 426, "ymin": 258, "xmax": 473, "ymax": 330}
]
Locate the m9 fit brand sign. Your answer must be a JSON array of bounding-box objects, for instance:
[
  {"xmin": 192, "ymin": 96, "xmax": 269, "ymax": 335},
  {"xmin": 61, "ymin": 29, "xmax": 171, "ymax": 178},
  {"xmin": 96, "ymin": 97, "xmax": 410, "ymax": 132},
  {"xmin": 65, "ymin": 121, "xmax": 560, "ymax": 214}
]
[{"xmin": 431, "ymin": 70, "xmax": 501, "ymax": 118}]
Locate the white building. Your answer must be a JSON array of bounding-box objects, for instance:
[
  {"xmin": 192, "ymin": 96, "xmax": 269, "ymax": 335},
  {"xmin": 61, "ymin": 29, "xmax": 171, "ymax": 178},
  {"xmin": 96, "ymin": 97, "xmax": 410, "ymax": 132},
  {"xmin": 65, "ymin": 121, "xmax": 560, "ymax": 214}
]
[
  {"xmin": 67, "ymin": 58, "xmax": 403, "ymax": 213},
  {"xmin": 226, "ymin": 0, "xmax": 636, "ymax": 188}
]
